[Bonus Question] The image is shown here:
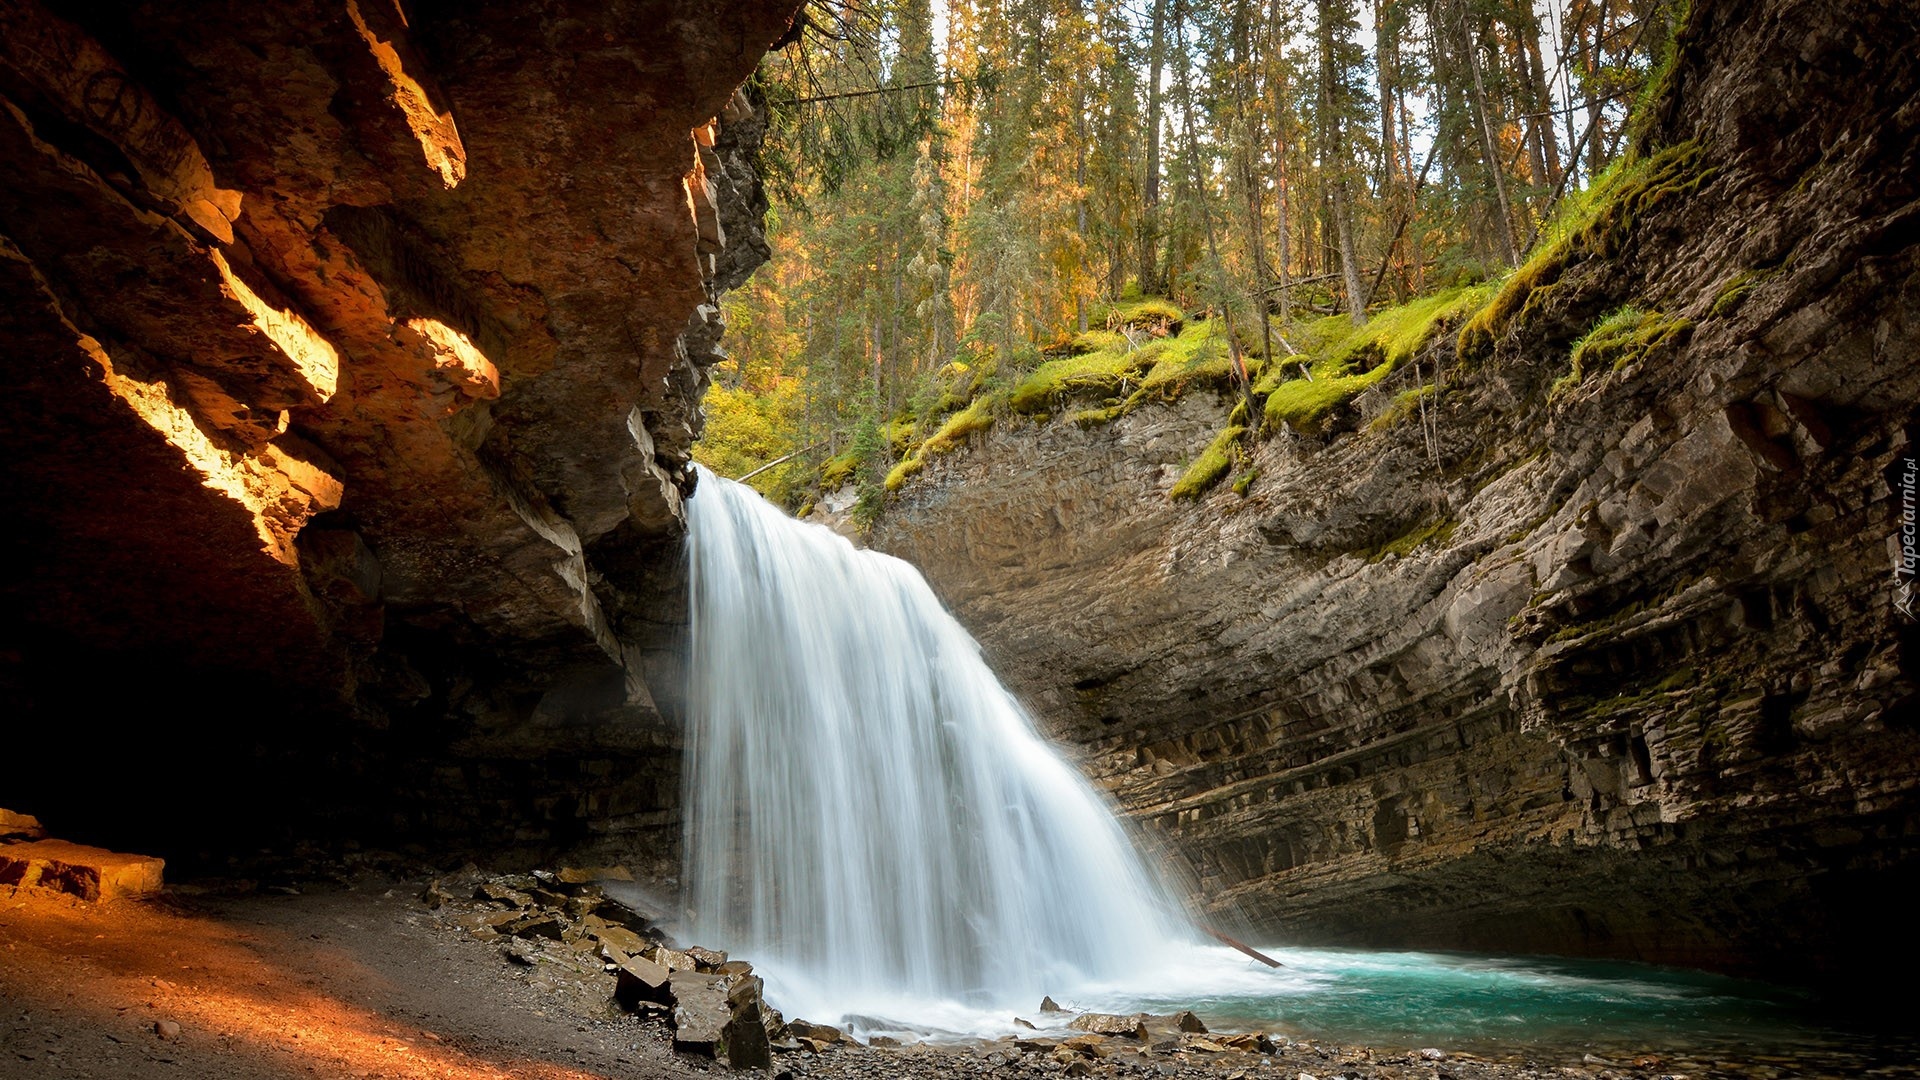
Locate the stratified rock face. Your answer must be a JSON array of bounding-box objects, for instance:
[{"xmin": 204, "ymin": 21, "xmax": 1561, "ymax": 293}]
[
  {"xmin": 874, "ymin": 0, "xmax": 1920, "ymax": 980},
  {"xmin": 0, "ymin": 0, "xmax": 800, "ymax": 859}
]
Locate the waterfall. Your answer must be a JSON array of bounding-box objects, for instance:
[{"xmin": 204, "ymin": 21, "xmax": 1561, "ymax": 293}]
[{"xmin": 683, "ymin": 468, "xmax": 1190, "ymax": 1026}]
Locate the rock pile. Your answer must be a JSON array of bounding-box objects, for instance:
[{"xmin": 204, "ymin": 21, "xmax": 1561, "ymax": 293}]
[{"xmin": 422, "ymin": 865, "xmax": 783, "ymax": 1070}]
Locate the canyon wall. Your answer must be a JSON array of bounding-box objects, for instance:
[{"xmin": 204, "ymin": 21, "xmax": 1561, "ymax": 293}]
[
  {"xmin": 872, "ymin": 0, "xmax": 1920, "ymax": 981},
  {"xmin": 0, "ymin": 0, "xmax": 800, "ymax": 867}
]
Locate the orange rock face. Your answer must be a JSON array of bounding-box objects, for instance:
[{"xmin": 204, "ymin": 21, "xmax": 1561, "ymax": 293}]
[
  {"xmin": 0, "ymin": 840, "xmax": 165, "ymax": 902},
  {"xmin": 0, "ymin": 0, "xmax": 801, "ymax": 856}
]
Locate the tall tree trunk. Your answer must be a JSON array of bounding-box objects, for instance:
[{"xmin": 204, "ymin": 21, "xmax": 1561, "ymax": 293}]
[
  {"xmin": 1453, "ymin": 0, "xmax": 1521, "ymax": 264},
  {"xmin": 1233, "ymin": 0, "xmax": 1276, "ymax": 363},
  {"xmin": 1140, "ymin": 0, "xmax": 1168, "ymax": 293},
  {"xmin": 1319, "ymin": 0, "xmax": 1368, "ymax": 324},
  {"xmin": 1268, "ymin": 0, "xmax": 1292, "ymax": 325},
  {"xmin": 1375, "ymin": 0, "xmax": 1398, "ymax": 198},
  {"xmin": 1333, "ymin": 181, "xmax": 1367, "ymax": 324},
  {"xmin": 1524, "ymin": 11, "xmax": 1563, "ymax": 187},
  {"xmin": 1076, "ymin": 95, "xmax": 1089, "ymax": 332},
  {"xmin": 1586, "ymin": 0, "xmax": 1609, "ymax": 180}
]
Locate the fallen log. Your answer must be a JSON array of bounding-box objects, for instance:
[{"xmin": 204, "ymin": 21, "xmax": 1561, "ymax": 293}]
[{"xmin": 1203, "ymin": 926, "xmax": 1283, "ymax": 968}]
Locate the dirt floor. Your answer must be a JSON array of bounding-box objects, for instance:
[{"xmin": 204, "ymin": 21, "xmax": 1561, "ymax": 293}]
[
  {"xmin": 0, "ymin": 878, "xmax": 706, "ymax": 1080},
  {"xmin": 1, "ymin": 875, "xmax": 1910, "ymax": 1080}
]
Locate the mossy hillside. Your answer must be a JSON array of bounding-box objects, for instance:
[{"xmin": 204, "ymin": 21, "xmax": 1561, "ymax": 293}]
[
  {"xmin": 1256, "ymin": 285, "xmax": 1491, "ymax": 435},
  {"xmin": 1038, "ymin": 318, "xmax": 1241, "ymax": 426},
  {"xmin": 884, "ymin": 392, "xmax": 1000, "ymax": 491},
  {"xmin": 1456, "ymin": 141, "xmax": 1715, "ymax": 360},
  {"xmin": 1170, "ymin": 424, "xmax": 1246, "ymax": 501},
  {"xmin": 1008, "ymin": 343, "xmax": 1157, "ymax": 413}
]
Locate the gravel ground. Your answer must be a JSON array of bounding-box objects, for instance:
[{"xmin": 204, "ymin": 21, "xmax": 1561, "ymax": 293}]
[{"xmin": 1, "ymin": 873, "xmax": 1910, "ymax": 1080}]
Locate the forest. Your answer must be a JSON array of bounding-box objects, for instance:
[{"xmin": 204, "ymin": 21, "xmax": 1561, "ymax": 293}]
[{"xmin": 697, "ymin": 0, "xmax": 1683, "ymax": 517}]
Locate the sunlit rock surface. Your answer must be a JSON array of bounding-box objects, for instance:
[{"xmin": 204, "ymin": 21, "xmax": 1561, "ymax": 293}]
[
  {"xmin": 0, "ymin": 0, "xmax": 801, "ymax": 860},
  {"xmin": 872, "ymin": 0, "xmax": 1920, "ymax": 981}
]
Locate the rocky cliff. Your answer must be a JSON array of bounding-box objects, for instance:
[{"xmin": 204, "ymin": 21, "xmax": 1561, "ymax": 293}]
[
  {"xmin": 872, "ymin": 0, "xmax": 1920, "ymax": 982},
  {"xmin": 0, "ymin": 0, "xmax": 800, "ymax": 865}
]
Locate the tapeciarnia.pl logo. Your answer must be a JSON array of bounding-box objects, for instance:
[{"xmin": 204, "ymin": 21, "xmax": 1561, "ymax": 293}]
[{"xmin": 1897, "ymin": 457, "xmax": 1917, "ymax": 619}]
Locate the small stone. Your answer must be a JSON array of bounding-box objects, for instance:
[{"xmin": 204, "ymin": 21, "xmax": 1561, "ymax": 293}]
[
  {"xmin": 1171, "ymin": 1010, "xmax": 1207, "ymax": 1034},
  {"xmin": 1298, "ymin": 1073, "xmax": 1318, "ymax": 1080},
  {"xmin": 1014, "ymin": 1017, "xmax": 1038, "ymax": 1030},
  {"xmin": 1419, "ymin": 1048, "xmax": 1448, "ymax": 1061},
  {"xmin": 868, "ymin": 1034, "xmax": 901, "ymax": 1048},
  {"xmin": 153, "ymin": 1020, "xmax": 181, "ymax": 1041}
]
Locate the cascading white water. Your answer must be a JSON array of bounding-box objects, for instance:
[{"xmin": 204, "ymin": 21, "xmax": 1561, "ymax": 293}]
[{"xmin": 684, "ymin": 468, "xmax": 1192, "ymax": 1027}]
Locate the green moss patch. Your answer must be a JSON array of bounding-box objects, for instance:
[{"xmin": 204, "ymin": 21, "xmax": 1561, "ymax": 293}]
[
  {"xmin": 1008, "ymin": 345, "xmax": 1156, "ymax": 413},
  {"xmin": 1096, "ymin": 297, "xmax": 1185, "ymax": 337},
  {"xmin": 1553, "ymin": 305, "xmax": 1693, "ymax": 399},
  {"xmin": 1367, "ymin": 384, "xmax": 1435, "ymax": 433},
  {"xmin": 1170, "ymin": 425, "xmax": 1246, "ymax": 501},
  {"xmin": 1358, "ymin": 515, "xmax": 1458, "ymax": 562},
  {"xmin": 1457, "ymin": 142, "xmax": 1714, "ymax": 360},
  {"xmin": 1710, "ymin": 268, "xmax": 1776, "ymax": 319},
  {"xmin": 1252, "ymin": 286, "xmax": 1486, "ymax": 436},
  {"xmin": 884, "ymin": 393, "xmax": 999, "ymax": 491}
]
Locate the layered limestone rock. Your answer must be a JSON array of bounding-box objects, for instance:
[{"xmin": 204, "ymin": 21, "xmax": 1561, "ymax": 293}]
[
  {"xmin": 0, "ymin": 0, "xmax": 800, "ymax": 859},
  {"xmin": 872, "ymin": 0, "xmax": 1920, "ymax": 980}
]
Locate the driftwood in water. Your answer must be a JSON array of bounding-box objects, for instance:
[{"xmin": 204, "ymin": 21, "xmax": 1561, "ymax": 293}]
[{"xmin": 1203, "ymin": 926, "xmax": 1284, "ymax": 968}]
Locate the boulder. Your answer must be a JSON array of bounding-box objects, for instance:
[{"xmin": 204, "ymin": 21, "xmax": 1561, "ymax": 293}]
[
  {"xmin": 644, "ymin": 945, "xmax": 699, "ymax": 972},
  {"xmin": 505, "ymin": 913, "xmax": 564, "ymax": 940},
  {"xmin": 613, "ymin": 952, "xmax": 672, "ymax": 1009},
  {"xmin": 592, "ymin": 924, "xmax": 648, "ymax": 958},
  {"xmin": 1172, "ymin": 1010, "xmax": 1207, "ymax": 1033},
  {"xmin": 1220, "ymin": 1033, "xmax": 1276, "ymax": 1054},
  {"xmin": 1067, "ymin": 1013, "xmax": 1149, "ymax": 1040},
  {"xmin": 474, "ymin": 882, "xmax": 532, "ymax": 907},
  {"xmin": 686, "ymin": 945, "xmax": 728, "ymax": 970},
  {"xmin": 0, "ymin": 840, "xmax": 163, "ymax": 901},
  {"xmin": 786, "ymin": 1020, "xmax": 845, "ymax": 1044},
  {"xmin": 1039, "ymin": 995, "xmax": 1067, "ymax": 1013},
  {"xmin": 558, "ymin": 865, "xmax": 635, "ymax": 885},
  {"xmin": 669, "ymin": 969, "xmax": 774, "ymax": 1069},
  {"xmin": 0, "ymin": 809, "xmax": 46, "ymax": 842}
]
